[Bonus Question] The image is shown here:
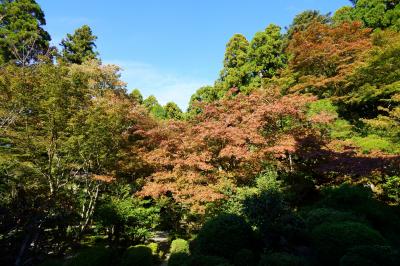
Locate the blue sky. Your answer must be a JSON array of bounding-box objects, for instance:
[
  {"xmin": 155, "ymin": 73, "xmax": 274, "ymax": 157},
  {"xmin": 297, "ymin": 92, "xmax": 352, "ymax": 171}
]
[{"xmin": 38, "ymin": 0, "xmax": 349, "ymax": 109}]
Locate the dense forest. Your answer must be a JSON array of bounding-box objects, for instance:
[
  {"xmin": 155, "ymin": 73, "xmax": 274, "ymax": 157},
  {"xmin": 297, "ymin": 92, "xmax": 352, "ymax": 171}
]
[{"xmin": 1, "ymin": 0, "xmax": 400, "ymax": 265}]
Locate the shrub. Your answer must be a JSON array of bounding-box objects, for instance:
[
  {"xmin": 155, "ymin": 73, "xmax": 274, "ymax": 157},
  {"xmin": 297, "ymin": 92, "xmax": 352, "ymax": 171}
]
[
  {"xmin": 168, "ymin": 239, "xmax": 190, "ymax": 266},
  {"xmin": 170, "ymin": 239, "xmax": 190, "ymax": 254},
  {"xmin": 168, "ymin": 253, "xmax": 190, "ymax": 266},
  {"xmin": 233, "ymin": 249, "xmax": 256, "ymax": 266},
  {"xmin": 304, "ymin": 208, "xmax": 365, "ymax": 229},
  {"xmin": 312, "ymin": 222, "xmax": 386, "ymax": 265},
  {"xmin": 319, "ymin": 184, "xmax": 400, "ymax": 246},
  {"xmin": 243, "ymin": 191, "xmax": 306, "ymax": 246},
  {"xmin": 147, "ymin": 242, "xmax": 161, "ymax": 264},
  {"xmin": 258, "ymin": 252, "xmax": 306, "ymax": 266},
  {"xmin": 147, "ymin": 242, "xmax": 158, "ymax": 254},
  {"xmin": 65, "ymin": 247, "xmax": 113, "ymax": 266},
  {"xmin": 319, "ymin": 185, "xmax": 373, "ymax": 210},
  {"xmin": 120, "ymin": 245, "xmax": 153, "ymax": 266},
  {"xmin": 193, "ymin": 214, "xmax": 255, "ymax": 260},
  {"xmin": 94, "ymin": 197, "xmax": 160, "ymax": 244},
  {"xmin": 340, "ymin": 245, "xmax": 400, "ymax": 266}
]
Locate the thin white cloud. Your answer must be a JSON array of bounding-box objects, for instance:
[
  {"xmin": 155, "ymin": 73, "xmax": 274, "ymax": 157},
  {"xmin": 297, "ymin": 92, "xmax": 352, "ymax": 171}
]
[{"xmin": 105, "ymin": 60, "xmax": 212, "ymax": 110}]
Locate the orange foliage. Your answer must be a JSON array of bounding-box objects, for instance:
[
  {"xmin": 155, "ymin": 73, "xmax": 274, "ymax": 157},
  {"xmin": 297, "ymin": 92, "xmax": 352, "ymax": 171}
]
[
  {"xmin": 287, "ymin": 21, "xmax": 372, "ymax": 96},
  {"xmin": 131, "ymin": 89, "xmax": 316, "ymax": 211}
]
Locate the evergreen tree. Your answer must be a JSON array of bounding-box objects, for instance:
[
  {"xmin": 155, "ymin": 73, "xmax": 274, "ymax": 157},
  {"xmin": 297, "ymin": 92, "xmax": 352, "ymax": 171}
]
[
  {"xmin": 334, "ymin": 0, "xmax": 400, "ymax": 30},
  {"xmin": 129, "ymin": 89, "xmax": 144, "ymax": 104},
  {"xmin": 143, "ymin": 95, "xmax": 166, "ymax": 119},
  {"xmin": 219, "ymin": 34, "xmax": 249, "ymax": 91},
  {"xmin": 60, "ymin": 25, "xmax": 98, "ymax": 64},
  {"xmin": 188, "ymin": 85, "xmax": 219, "ymax": 115},
  {"xmin": 164, "ymin": 102, "xmax": 183, "ymax": 120},
  {"xmin": 0, "ymin": 0, "xmax": 51, "ymax": 65},
  {"xmin": 247, "ymin": 24, "xmax": 286, "ymax": 81},
  {"xmin": 285, "ymin": 10, "xmax": 331, "ymax": 41}
]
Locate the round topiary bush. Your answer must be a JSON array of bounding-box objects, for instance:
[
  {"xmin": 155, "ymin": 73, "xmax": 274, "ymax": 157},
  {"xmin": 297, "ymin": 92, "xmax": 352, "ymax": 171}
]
[
  {"xmin": 120, "ymin": 245, "xmax": 153, "ymax": 266},
  {"xmin": 193, "ymin": 214, "xmax": 256, "ymax": 260},
  {"xmin": 168, "ymin": 239, "xmax": 191, "ymax": 266},
  {"xmin": 170, "ymin": 239, "xmax": 190, "ymax": 254},
  {"xmin": 65, "ymin": 246, "xmax": 113, "ymax": 266},
  {"xmin": 304, "ymin": 208, "xmax": 366, "ymax": 229},
  {"xmin": 258, "ymin": 252, "xmax": 306, "ymax": 266},
  {"xmin": 311, "ymin": 222, "xmax": 386, "ymax": 265},
  {"xmin": 340, "ymin": 245, "xmax": 400, "ymax": 266},
  {"xmin": 168, "ymin": 253, "xmax": 190, "ymax": 266}
]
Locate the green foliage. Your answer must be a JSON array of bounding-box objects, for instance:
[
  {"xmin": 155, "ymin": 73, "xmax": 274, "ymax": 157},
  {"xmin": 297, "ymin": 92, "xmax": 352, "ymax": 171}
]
[
  {"xmin": 147, "ymin": 242, "xmax": 158, "ymax": 255},
  {"xmin": 255, "ymin": 170, "xmax": 283, "ymax": 193},
  {"xmin": 340, "ymin": 245, "xmax": 400, "ymax": 266},
  {"xmin": 65, "ymin": 247, "xmax": 113, "ymax": 266},
  {"xmin": 170, "ymin": 238, "xmax": 190, "ymax": 254},
  {"xmin": 312, "ymin": 222, "xmax": 386, "ymax": 264},
  {"xmin": 351, "ymin": 134, "xmax": 397, "ymax": 153},
  {"xmin": 383, "ymin": 176, "xmax": 400, "ymax": 203},
  {"xmin": 168, "ymin": 239, "xmax": 191, "ymax": 266},
  {"xmin": 129, "ymin": 88, "xmax": 144, "ymax": 104},
  {"xmin": 143, "ymin": 95, "xmax": 159, "ymax": 110},
  {"xmin": 193, "ymin": 214, "xmax": 256, "ymax": 260},
  {"xmin": 0, "ymin": 0, "xmax": 51, "ymax": 65},
  {"xmin": 164, "ymin": 102, "xmax": 183, "ymax": 120},
  {"xmin": 3, "ymin": 1, "xmax": 400, "ymax": 265},
  {"xmin": 247, "ymin": 24, "xmax": 286, "ymax": 80},
  {"xmin": 219, "ymin": 34, "xmax": 249, "ymax": 91},
  {"xmin": 319, "ymin": 184, "xmax": 374, "ymax": 209},
  {"xmin": 307, "ymin": 99, "xmax": 338, "ymax": 117},
  {"xmin": 61, "ymin": 25, "xmax": 98, "ymax": 64},
  {"xmin": 330, "ymin": 119, "xmax": 354, "ymax": 139},
  {"xmin": 188, "ymin": 85, "xmax": 219, "ymax": 115},
  {"xmin": 143, "ymin": 95, "xmax": 166, "ymax": 119},
  {"xmin": 95, "ymin": 197, "xmax": 160, "ymax": 243},
  {"xmin": 168, "ymin": 253, "xmax": 190, "ymax": 266},
  {"xmin": 304, "ymin": 208, "xmax": 366, "ymax": 229},
  {"xmin": 333, "ymin": 6, "xmax": 355, "ymax": 25},
  {"xmin": 243, "ymin": 190, "xmax": 306, "ymax": 245},
  {"xmin": 319, "ymin": 185, "xmax": 400, "ymax": 246},
  {"xmin": 353, "ymin": 0, "xmax": 400, "ymax": 30},
  {"xmin": 121, "ymin": 245, "xmax": 153, "ymax": 266},
  {"xmin": 258, "ymin": 252, "xmax": 306, "ymax": 266},
  {"xmin": 333, "ymin": 1, "xmax": 400, "ymax": 30}
]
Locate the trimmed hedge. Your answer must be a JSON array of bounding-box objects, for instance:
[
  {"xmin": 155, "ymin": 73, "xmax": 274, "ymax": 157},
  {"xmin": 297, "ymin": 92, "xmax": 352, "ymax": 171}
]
[
  {"xmin": 168, "ymin": 253, "xmax": 190, "ymax": 266},
  {"xmin": 168, "ymin": 239, "xmax": 191, "ymax": 266},
  {"xmin": 305, "ymin": 208, "xmax": 365, "ymax": 229},
  {"xmin": 312, "ymin": 222, "xmax": 386, "ymax": 265},
  {"xmin": 170, "ymin": 239, "xmax": 190, "ymax": 254},
  {"xmin": 193, "ymin": 214, "xmax": 255, "ymax": 260},
  {"xmin": 120, "ymin": 245, "xmax": 153, "ymax": 266}
]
